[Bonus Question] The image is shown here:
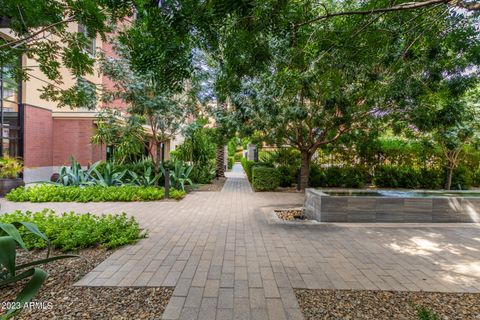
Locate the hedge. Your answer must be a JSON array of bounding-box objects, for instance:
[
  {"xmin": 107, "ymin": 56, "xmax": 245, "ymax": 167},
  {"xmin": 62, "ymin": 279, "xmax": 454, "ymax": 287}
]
[
  {"xmin": 252, "ymin": 166, "xmax": 280, "ymax": 191},
  {"xmin": 277, "ymin": 165, "xmax": 296, "ymax": 187},
  {"xmin": 309, "ymin": 165, "xmax": 369, "ymax": 188},
  {"xmin": 373, "ymin": 165, "xmax": 473, "ymax": 189},
  {"xmin": 6, "ymin": 184, "xmax": 186, "ymax": 202},
  {"xmin": 241, "ymin": 158, "xmax": 256, "ymax": 182},
  {"xmin": 228, "ymin": 156, "xmax": 234, "ymax": 170}
]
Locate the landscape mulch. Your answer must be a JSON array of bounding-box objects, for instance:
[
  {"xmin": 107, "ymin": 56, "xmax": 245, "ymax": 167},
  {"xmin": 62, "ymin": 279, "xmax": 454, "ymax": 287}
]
[
  {"xmin": 1, "ymin": 248, "xmax": 173, "ymax": 320},
  {"xmin": 295, "ymin": 288, "xmax": 480, "ymax": 320},
  {"xmin": 192, "ymin": 177, "xmax": 226, "ymax": 192}
]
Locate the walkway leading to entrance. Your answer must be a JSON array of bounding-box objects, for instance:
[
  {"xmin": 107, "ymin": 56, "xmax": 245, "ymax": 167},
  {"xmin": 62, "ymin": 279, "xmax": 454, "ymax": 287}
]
[{"xmin": 2, "ymin": 164, "xmax": 479, "ymax": 320}]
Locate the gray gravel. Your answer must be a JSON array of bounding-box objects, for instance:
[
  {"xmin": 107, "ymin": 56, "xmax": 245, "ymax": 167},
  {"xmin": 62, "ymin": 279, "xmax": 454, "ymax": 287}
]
[
  {"xmin": 295, "ymin": 289, "xmax": 480, "ymax": 320},
  {"xmin": 1, "ymin": 248, "xmax": 173, "ymax": 319}
]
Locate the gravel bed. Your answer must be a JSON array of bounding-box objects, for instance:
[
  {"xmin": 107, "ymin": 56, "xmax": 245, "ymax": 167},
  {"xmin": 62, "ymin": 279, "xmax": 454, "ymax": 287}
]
[
  {"xmin": 1, "ymin": 248, "xmax": 173, "ymax": 319},
  {"xmin": 275, "ymin": 209, "xmax": 305, "ymax": 221},
  {"xmin": 295, "ymin": 289, "xmax": 480, "ymax": 320}
]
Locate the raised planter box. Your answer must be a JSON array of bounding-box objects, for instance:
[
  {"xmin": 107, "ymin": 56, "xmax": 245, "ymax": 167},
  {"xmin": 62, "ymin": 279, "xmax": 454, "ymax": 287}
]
[{"xmin": 304, "ymin": 188, "xmax": 480, "ymax": 223}]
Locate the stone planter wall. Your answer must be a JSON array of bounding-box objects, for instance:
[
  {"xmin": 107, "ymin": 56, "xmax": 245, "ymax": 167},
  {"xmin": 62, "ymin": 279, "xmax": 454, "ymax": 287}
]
[{"xmin": 304, "ymin": 188, "xmax": 480, "ymax": 223}]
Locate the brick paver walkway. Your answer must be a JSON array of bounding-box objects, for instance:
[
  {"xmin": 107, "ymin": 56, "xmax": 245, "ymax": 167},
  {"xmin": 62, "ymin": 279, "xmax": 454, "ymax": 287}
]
[{"xmin": 2, "ymin": 164, "xmax": 479, "ymax": 319}]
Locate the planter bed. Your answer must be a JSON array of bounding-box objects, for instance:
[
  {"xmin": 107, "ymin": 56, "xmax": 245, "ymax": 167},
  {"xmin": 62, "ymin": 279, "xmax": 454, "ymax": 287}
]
[
  {"xmin": 295, "ymin": 289, "xmax": 480, "ymax": 320},
  {"xmin": 0, "ymin": 248, "xmax": 173, "ymax": 319},
  {"xmin": 6, "ymin": 184, "xmax": 186, "ymax": 202}
]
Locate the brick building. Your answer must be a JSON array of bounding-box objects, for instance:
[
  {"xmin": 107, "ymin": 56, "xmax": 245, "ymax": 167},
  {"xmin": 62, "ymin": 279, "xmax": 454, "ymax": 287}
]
[{"xmin": 0, "ymin": 22, "xmax": 180, "ymax": 182}]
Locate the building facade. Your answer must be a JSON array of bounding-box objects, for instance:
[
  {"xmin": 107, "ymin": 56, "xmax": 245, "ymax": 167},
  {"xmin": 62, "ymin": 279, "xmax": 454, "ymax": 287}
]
[{"xmin": 0, "ymin": 22, "xmax": 180, "ymax": 183}]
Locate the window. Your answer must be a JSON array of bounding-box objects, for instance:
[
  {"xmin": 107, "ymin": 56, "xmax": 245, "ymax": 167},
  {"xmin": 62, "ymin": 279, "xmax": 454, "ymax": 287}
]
[
  {"xmin": 78, "ymin": 24, "xmax": 96, "ymax": 56},
  {"xmin": 0, "ymin": 65, "xmax": 21, "ymax": 157}
]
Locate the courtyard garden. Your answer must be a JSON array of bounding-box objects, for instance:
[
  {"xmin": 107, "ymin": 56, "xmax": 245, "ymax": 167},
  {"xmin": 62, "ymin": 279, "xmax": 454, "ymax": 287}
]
[{"xmin": 1, "ymin": 0, "xmax": 480, "ymax": 319}]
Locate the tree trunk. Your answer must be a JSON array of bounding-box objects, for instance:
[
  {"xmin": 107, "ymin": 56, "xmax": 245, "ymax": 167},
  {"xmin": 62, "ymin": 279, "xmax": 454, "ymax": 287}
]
[
  {"xmin": 216, "ymin": 145, "xmax": 225, "ymax": 178},
  {"xmin": 445, "ymin": 162, "xmax": 454, "ymax": 190},
  {"xmin": 154, "ymin": 141, "xmax": 162, "ymax": 175},
  {"xmin": 299, "ymin": 150, "xmax": 311, "ymax": 190}
]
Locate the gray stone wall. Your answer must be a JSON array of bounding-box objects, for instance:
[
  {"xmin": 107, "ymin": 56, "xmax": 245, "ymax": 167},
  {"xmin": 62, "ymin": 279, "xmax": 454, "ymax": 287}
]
[{"xmin": 304, "ymin": 189, "xmax": 480, "ymax": 223}]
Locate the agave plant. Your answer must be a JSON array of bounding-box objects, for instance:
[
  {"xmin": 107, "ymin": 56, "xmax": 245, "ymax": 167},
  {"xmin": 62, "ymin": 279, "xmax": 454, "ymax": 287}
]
[
  {"xmin": 57, "ymin": 156, "xmax": 99, "ymax": 186},
  {"xmin": 162, "ymin": 160, "xmax": 193, "ymax": 191},
  {"xmin": 92, "ymin": 162, "xmax": 128, "ymax": 186},
  {"xmin": 128, "ymin": 166, "xmax": 162, "ymax": 187},
  {"xmin": 0, "ymin": 222, "xmax": 80, "ymax": 319}
]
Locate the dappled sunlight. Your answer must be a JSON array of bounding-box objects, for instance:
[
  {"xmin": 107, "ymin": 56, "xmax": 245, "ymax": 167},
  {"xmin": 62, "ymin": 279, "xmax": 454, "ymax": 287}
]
[
  {"xmin": 387, "ymin": 236, "xmax": 463, "ymax": 256},
  {"xmin": 451, "ymin": 261, "xmax": 480, "ymax": 276},
  {"xmin": 464, "ymin": 201, "xmax": 480, "ymax": 223},
  {"xmin": 440, "ymin": 261, "xmax": 480, "ymax": 285},
  {"xmin": 384, "ymin": 232, "xmax": 480, "ymax": 288}
]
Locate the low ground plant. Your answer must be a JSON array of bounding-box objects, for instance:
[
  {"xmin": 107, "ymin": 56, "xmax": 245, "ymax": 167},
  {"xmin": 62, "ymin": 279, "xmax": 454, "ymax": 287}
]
[
  {"xmin": 0, "ymin": 210, "xmax": 146, "ymax": 251},
  {"xmin": 6, "ymin": 185, "xmax": 186, "ymax": 202}
]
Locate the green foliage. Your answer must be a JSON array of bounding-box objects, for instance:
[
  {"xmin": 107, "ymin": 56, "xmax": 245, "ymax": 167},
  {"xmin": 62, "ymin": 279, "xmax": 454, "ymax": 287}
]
[
  {"xmin": 6, "ymin": 185, "xmax": 186, "ymax": 202},
  {"xmin": 309, "ymin": 166, "xmax": 369, "ymax": 188},
  {"xmin": 128, "ymin": 166, "xmax": 161, "ymax": 187},
  {"xmin": 252, "ymin": 167, "xmax": 280, "ymax": 191},
  {"xmin": 190, "ymin": 160, "xmax": 216, "ymax": 184},
  {"xmin": 163, "ymin": 160, "xmax": 193, "ymax": 191},
  {"xmin": 417, "ymin": 168, "xmax": 444, "ymax": 190},
  {"xmin": 451, "ymin": 165, "xmax": 473, "ymax": 190},
  {"xmin": 0, "ymin": 157, "xmax": 23, "ymax": 179},
  {"xmin": 175, "ymin": 119, "xmax": 217, "ymax": 184},
  {"xmin": 373, "ymin": 166, "xmax": 450, "ymax": 189},
  {"xmin": 241, "ymin": 158, "xmax": 255, "ymax": 182},
  {"xmin": 92, "ymin": 162, "xmax": 127, "ymax": 186},
  {"xmin": 0, "ymin": 221, "xmax": 80, "ymax": 319},
  {"xmin": 373, "ymin": 165, "xmax": 419, "ymax": 189},
  {"xmin": 260, "ymin": 149, "xmax": 301, "ymax": 168},
  {"xmin": 277, "ymin": 165, "xmax": 296, "ymax": 188},
  {"xmin": 227, "ymin": 138, "xmax": 238, "ymax": 157},
  {"xmin": 234, "ymin": 151, "xmax": 243, "ymax": 162},
  {"xmin": 92, "ymin": 110, "xmax": 147, "ymax": 164},
  {"xmin": 57, "ymin": 157, "xmax": 99, "ymax": 186},
  {"xmin": 0, "ymin": 210, "xmax": 145, "ymax": 251},
  {"xmin": 416, "ymin": 306, "xmax": 440, "ymax": 320},
  {"xmin": 228, "ymin": 157, "xmax": 234, "ymax": 170}
]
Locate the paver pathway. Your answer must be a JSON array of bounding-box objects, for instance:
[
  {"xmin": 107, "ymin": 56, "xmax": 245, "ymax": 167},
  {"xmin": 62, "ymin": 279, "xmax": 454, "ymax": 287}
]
[{"xmin": 2, "ymin": 164, "xmax": 480, "ymax": 320}]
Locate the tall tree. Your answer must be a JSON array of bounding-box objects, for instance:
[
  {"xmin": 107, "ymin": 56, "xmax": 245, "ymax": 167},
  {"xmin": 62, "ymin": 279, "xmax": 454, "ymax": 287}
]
[
  {"xmin": 100, "ymin": 43, "xmax": 189, "ymax": 172},
  {"xmin": 0, "ymin": 0, "xmax": 133, "ymax": 107},
  {"xmin": 216, "ymin": 1, "xmax": 479, "ymax": 189}
]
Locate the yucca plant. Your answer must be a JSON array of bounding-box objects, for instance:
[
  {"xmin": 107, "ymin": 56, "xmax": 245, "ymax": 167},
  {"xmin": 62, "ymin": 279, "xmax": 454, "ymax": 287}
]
[
  {"xmin": 0, "ymin": 222, "xmax": 80, "ymax": 319},
  {"xmin": 57, "ymin": 157, "xmax": 100, "ymax": 186}
]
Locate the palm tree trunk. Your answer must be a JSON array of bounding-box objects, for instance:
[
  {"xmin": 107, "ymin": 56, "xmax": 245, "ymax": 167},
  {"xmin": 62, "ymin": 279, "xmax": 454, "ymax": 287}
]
[{"xmin": 216, "ymin": 145, "xmax": 225, "ymax": 178}]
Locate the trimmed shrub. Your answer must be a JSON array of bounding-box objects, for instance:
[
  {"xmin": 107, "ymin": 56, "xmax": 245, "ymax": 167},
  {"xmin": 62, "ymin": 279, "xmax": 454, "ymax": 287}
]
[
  {"xmin": 0, "ymin": 209, "xmax": 145, "ymax": 251},
  {"xmin": 277, "ymin": 165, "xmax": 296, "ymax": 187},
  {"xmin": 373, "ymin": 165, "xmax": 419, "ymax": 188},
  {"xmin": 6, "ymin": 184, "xmax": 186, "ymax": 202},
  {"xmin": 241, "ymin": 158, "xmax": 255, "ymax": 182},
  {"xmin": 228, "ymin": 156, "xmax": 234, "ymax": 170},
  {"xmin": 472, "ymin": 168, "xmax": 480, "ymax": 187},
  {"xmin": 418, "ymin": 168, "xmax": 443, "ymax": 189},
  {"xmin": 309, "ymin": 165, "xmax": 368, "ymax": 188},
  {"xmin": 252, "ymin": 166, "xmax": 280, "ymax": 191},
  {"xmin": 227, "ymin": 138, "xmax": 237, "ymax": 156},
  {"xmin": 451, "ymin": 165, "xmax": 473, "ymax": 190}
]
